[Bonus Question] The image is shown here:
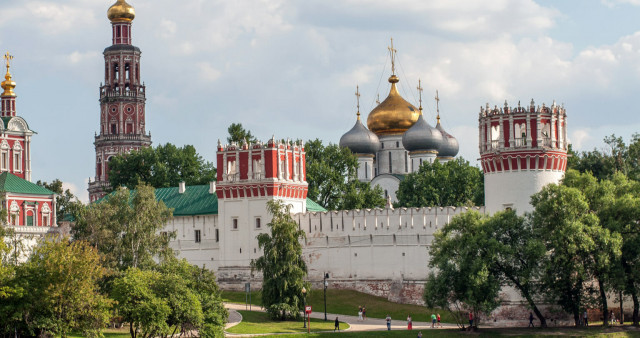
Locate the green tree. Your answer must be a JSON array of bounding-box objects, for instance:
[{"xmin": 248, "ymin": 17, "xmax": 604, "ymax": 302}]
[
  {"xmin": 16, "ymin": 238, "xmax": 112, "ymax": 337},
  {"xmin": 156, "ymin": 259, "xmax": 227, "ymax": 337},
  {"xmin": 108, "ymin": 143, "xmax": 216, "ymax": 190},
  {"xmin": 305, "ymin": 139, "xmax": 385, "ymax": 210},
  {"xmin": 82, "ymin": 183, "xmax": 174, "ymax": 270},
  {"xmin": 396, "ymin": 158, "xmax": 484, "ymax": 207},
  {"xmin": 111, "ymin": 268, "xmax": 171, "ymax": 338},
  {"xmin": 227, "ymin": 123, "xmax": 257, "ymax": 144},
  {"xmin": 425, "ymin": 211, "xmax": 502, "ymax": 329},
  {"xmin": 530, "ymin": 182, "xmax": 621, "ymax": 326},
  {"xmin": 252, "ymin": 200, "xmax": 309, "ymax": 320},
  {"xmin": 36, "ymin": 179, "xmax": 84, "ymax": 225}
]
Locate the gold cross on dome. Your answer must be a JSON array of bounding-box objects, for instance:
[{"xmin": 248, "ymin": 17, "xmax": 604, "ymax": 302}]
[
  {"xmin": 435, "ymin": 90, "xmax": 441, "ymax": 122},
  {"xmin": 388, "ymin": 38, "xmax": 397, "ymax": 75},
  {"xmin": 355, "ymin": 85, "xmax": 361, "ymax": 119},
  {"xmin": 417, "ymin": 79, "xmax": 423, "ymax": 111},
  {"xmin": 3, "ymin": 52, "xmax": 14, "ymax": 71}
]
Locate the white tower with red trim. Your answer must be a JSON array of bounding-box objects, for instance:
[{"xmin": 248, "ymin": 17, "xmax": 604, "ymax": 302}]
[
  {"xmin": 479, "ymin": 99, "xmax": 568, "ymax": 214},
  {"xmin": 215, "ymin": 137, "xmax": 308, "ymax": 281}
]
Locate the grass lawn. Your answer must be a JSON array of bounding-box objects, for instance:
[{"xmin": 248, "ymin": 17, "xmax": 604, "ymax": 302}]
[
  {"xmin": 222, "ymin": 289, "xmax": 456, "ymax": 323},
  {"xmin": 268, "ymin": 325, "xmax": 640, "ymax": 337},
  {"xmin": 66, "ymin": 327, "xmax": 130, "ymax": 338},
  {"xmin": 226, "ymin": 310, "xmax": 349, "ymax": 334}
]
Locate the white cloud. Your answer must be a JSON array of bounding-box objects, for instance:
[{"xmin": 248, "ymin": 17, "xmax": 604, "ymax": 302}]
[
  {"xmin": 570, "ymin": 129, "xmax": 591, "ymax": 149},
  {"xmin": 196, "ymin": 62, "xmax": 221, "ymax": 82},
  {"xmin": 68, "ymin": 51, "xmax": 99, "ymax": 64}
]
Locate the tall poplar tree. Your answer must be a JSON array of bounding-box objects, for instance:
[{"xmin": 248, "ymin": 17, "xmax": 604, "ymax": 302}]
[{"xmin": 252, "ymin": 200, "xmax": 309, "ymax": 320}]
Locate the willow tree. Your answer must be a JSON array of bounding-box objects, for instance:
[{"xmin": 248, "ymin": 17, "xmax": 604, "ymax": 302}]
[{"xmin": 252, "ymin": 200, "xmax": 309, "ymax": 320}]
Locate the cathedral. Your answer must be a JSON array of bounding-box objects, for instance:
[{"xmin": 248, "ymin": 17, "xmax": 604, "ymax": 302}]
[{"xmin": 339, "ymin": 44, "xmax": 459, "ymax": 202}]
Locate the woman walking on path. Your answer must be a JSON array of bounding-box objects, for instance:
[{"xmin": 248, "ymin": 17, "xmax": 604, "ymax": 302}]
[
  {"xmin": 386, "ymin": 314, "xmax": 391, "ymax": 330},
  {"xmin": 362, "ymin": 306, "xmax": 367, "ymax": 320},
  {"xmin": 358, "ymin": 306, "xmax": 363, "ymax": 320},
  {"xmin": 437, "ymin": 313, "xmax": 442, "ymax": 328},
  {"xmin": 407, "ymin": 315, "xmax": 412, "ymax": 330},
  {"xmin": 431, "ymin": 314, "xmax": 436, "ymax": 328}
]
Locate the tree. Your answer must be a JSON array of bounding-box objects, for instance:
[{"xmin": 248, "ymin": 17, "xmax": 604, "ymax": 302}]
[
  {"xmin": 305, "ymin": 139, "xmax": 385, "ymax": 210},
  {"xmin": 36, "ymin": 179, "xmax": 83, "ymax": 225},
  {"xmin": 252, "ymin": 200, "xmax": 309, "ymax": 320},
  {"xmin": 227, "ymin": 123, "xmax": 257, "ymax": 145},
  {"xmin": 82, "ymin": 183, "xmax": 174, "ymax": 270},
  {"xmin": 108, "ymin": 143, "xmax": 216, "ymax": 190},
  {"xmin": 156, "ymin": 259, "xmax": 227, "ymax": 337},
  {"xmin": 425, "ymin": 211, "xmax": 502, "ymax": 329},
  {"xmin": 16, "ymin": 238, "xmax": 112, "ymax": 337},
  {"xmin": 396, "ymin": 158, "xmax": 484, "ymax": 207},
  {"xmin": 530, "ymin": 182, "xmax": 621, "ymax": 326},
  {"xmin": 111, "ymin": 268, "xmax": 171, "ymax": 338}
]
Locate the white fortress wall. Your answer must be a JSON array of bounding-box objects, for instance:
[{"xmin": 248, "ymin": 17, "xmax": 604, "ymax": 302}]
[{"xmin": 167, "ymin": 214, "xmax": 220, "ymax": 270}]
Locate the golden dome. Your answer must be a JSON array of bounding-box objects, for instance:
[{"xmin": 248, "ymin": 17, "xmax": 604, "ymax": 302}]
[
  {"xmin": 1, "ymin": 66, "xmax": 16, "ymax": 97},
  {"xmin": 108, "ymin": 0, "xmax": 135, "ymax": 22},
  {"xmin": 366, "ymin": 75, "xmax": 420, "ymax": 135}
]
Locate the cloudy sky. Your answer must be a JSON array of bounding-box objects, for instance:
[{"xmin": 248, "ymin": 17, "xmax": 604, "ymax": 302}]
[{"xmin": 2, "ymin": 0, "xmax": 640, "ymax": 202}]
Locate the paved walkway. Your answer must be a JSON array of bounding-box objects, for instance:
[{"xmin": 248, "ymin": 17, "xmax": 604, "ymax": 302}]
[{"xmin": 224, "ymin": 302, "xmax": 457, "ymax": 336}]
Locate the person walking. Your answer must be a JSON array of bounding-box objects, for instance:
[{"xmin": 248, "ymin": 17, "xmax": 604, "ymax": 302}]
[
  {"xmin": 362, "ymin": 306, "xmax": 367, "ymax": 320},
  {"xmin": 469, "ymin": 312, "xmax": 474, "ymax": 328},
  {"xmin": 358, "ymin": 306, "xmax": 363, "ymax": 320},
  {"xmin": 437, "ymin": 313, "xmax": 442, "ymax": 328},
  {"xmin": 386, "ymin": 314, "xmax": 391, "ymax": 330},
  {"xmin": 583, "ymin": 310, "xmax": 589, "ymax": 327},
  {"xmin": 528, "ymin": 312, "xmax": 534, "ymax": 327},
  {"xmin": 431, "ymin": 313, "xmax": 437, "ymax": 328},
  {"xmin": 407, "ymin": 315, "xmax": 412, "ymax": 330},
  {"xmin": 334, "ymin": 317, "xmax": 340, "ymax": 332},
  {"xmin": 611, "ymin": 311, "xmax": 616, "ymax": 325}
]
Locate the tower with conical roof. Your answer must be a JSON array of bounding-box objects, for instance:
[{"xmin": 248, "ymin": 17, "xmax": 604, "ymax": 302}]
[{"xmin": 88, "ymin": 0, "xmax": 151, "ymax": 202}]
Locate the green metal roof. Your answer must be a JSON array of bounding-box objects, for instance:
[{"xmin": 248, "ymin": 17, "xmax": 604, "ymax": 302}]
[
  {"xmin": 98, "ymin": 184, "xmax": 326, "ymax": 216},
  {"xmin": 154, "ymin": 185, "xmax": 218, "ymax": 216},
  {"xmin": 306, "ymin": 198, "xmax": 327, "ymax": 212},
  {"xmin": 0, "ymin": 172, "xmax": 54, "ymax": 195}
]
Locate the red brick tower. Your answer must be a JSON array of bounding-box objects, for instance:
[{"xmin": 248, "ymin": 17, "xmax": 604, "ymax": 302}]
[{"xmin": 88, "ymin": 0, "xmax": 151, "ymax": 202}]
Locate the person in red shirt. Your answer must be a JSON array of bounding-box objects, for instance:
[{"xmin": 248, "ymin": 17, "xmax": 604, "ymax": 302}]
[{"xmin": 469, "ymin": 312, "xmax": 474, "ymax": 328}]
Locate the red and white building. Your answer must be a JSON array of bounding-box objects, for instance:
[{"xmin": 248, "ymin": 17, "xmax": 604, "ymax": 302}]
[
  {"xmin": 88, "ymin": 0, "xmax": 151, "ymax": 202},
  {"xmin": 479, "ymin": 100, "xmax": 568, "ymax": 214},
  {"xmin": 0, "ymin": 53, "xmax": 56, "ymax": 234}
]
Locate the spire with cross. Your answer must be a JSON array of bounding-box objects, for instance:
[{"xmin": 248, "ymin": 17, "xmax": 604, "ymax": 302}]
[
  {"xmin": 3, "ymin": 52, "xmax": 14, "ymax": 74},
  {"xmin": 417, "ymin": 79, "xmax": 423, "ymax": 113},
  {"xmin": 388, "ymin": 38, "xmax": 397, "ymax": 75},
  {"xmin": 435, "ymin": 90, "xmax": 441, "ymax": 124},
  {"xmin": 376, "ymin": 93, "xmax": 380, "ymax": 105},
  {"xmin": 355, "ymin": 85, "xmax": 361, "ymax": 120}
]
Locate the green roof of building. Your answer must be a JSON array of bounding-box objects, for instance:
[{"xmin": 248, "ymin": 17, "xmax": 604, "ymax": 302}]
[
  {"xmin": 97, "ymin": 184, "xmax": 325, "ymax": 216},
  {"xmin": 306, "ymin": 198, "xmax": 327, "ymax": 212},
  {"xmin": 0, "ymin": 172, "xmax": 54, "ymax": 195},
  {"xmin": 155, "ymin": 185, "xmax": 218, "ymax": 216}
]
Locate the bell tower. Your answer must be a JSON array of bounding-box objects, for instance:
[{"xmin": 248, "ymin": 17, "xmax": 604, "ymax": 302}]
[{"xmin": 88, "ymin": 0, "xmax": 151, "ymax": 202}]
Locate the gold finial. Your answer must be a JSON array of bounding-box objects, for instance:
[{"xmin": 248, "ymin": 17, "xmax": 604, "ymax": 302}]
[
  {"xmin": 355, "ymin": 85, "xmax": 361, "ymax": 120},
  {"xmin": 1, "ymin": 52, "xmax": 16, "ymax": 96},
  {"xmin": 417, "ymin": 79, "xmax": 423, "ymax": 114},
  {"xmin": 376, "ymin": 94, "xmax": 380, "ymax": 105},
  {"xmin": 435, "ymin": 90, "xmax": 441, "ymax": 124},
  {"xmin": 388, "ymin": 38, "xmax": 397, "ymax": 76}
]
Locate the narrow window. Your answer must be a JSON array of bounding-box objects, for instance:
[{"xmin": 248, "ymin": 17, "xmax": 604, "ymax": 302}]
[
  {"xmin": 43, "ymin": 214, "xmax": 50, "ymax": 226},
  {"xmin": 125, "ymin": 64, "xmax": 130, "ymax": 80},
  {"xmin": 255, "ymin": 217, "xmax": 261, "ymax": 229},
  {"xmin": 215, "ymin": 229, "xmax": 219, "ymax": 242},
  {"xmin": 111, "ymin": 124, "xmax": 117, "ymax": 134},
  {"xmin": 404, "ymin": 151, "xmax": 408, "ymax": 172},
  {"xmin": 388, "ymin": 152, "xmax": 392, "ymax": 172},
  {"xmin": 396, "ymin": 141, "xmax": 399, "ymax": 147},
  {"xmin": 365, "ymin": 162, "xmax": 369, "ymax": 179},
  {"xmin": 195, "ymin": 230, "xmax": 201, "ymax": 243},
  {"xmin": 233, "ymin": 218, "xmax": 238, "ymax": 229},
  {"xmin": 381, "ymin": 143, "xmax": 384, "ymax": 149}
]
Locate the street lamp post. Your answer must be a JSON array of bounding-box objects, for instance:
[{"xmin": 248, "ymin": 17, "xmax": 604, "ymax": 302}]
[
  {"xmin": 323, "ymin": 273, "xmax": 329, "ymax": 321},
  {"xmin": 302, "ymin": 287, "xmax": 307, "ymax": 328}
]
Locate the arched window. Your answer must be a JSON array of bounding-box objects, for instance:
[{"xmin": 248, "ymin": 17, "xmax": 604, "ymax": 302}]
[
  {"xmin": 0, "ymin": 140, "xmax": 9, "ymax": 172},
  {"xmin": 13, "ymin": 142, "xmax": 22, "ymax": 172}
]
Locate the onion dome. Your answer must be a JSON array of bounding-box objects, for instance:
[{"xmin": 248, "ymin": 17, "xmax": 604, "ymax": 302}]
[
  {"xmin": 340, "ymin": 87, "xmax": 380, "ymax": 155},
  {"xmin": 402, "ymin": 113, "xmax": 443, "ymax": 152},
  {"xmin": 367, "ymin": 74, "xmax": 420, "ymax": 136},
  {"xmin": 108, "ymin": 0, "xmax": 136, "ymax": 22},
  {"xmin": 435, "ymin": 117, "xmax": 459, "ymax": 158},
  {"xmin": 1, "ymin": 56, "xmax": 16, "ymax": 97}
]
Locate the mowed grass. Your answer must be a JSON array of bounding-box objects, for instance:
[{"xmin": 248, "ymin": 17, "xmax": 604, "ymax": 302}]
[
  {"xmin": 222, "ymin": 288, "xmax": 456, "ymax": 323},
  {"xmin": 66, "ymin": 327, "xmax": 130, "ymax": 338},
  {"xmin": 226, "ymin": 310, "xmax": 349, "ymax": 334},
  {"xmin": 268, "ymin": 325, "xmax": 640, "ymax": 337}
]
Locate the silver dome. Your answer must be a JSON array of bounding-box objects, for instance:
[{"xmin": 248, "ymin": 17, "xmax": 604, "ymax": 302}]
[
  {"xmin": 402, "ymin": 114, "xmax": 443, "ymax": 152},
  {"xmin": 339, "ymin": 118, "xmax": 380, "ymax": 155},
  {"xmin": 435, "ymin": 122, "xmax": 459, "ymax": 158}
]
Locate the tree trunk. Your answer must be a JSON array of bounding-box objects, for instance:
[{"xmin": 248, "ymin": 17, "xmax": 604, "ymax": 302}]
[
  {"xmin": 532, "ymin": 304, "xmax": 547, "ymax": 328},
  {"xmin": 598, "ymin": 278, "xmax": 609, "ymax": 327},
  {"xmin": 130, "ymin": 322, "xmax": 135, "ymax": 338},
  {"xmin": 633, "ymin": 293, "xmax": 639, "ymax": 326},
  {"xmin": 573, "ymin": 311, "xmax": 580, "ymax": 327},
  {"xmin": 620, "ymin": 291, "xmax": 624, "ymax": 325}
]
